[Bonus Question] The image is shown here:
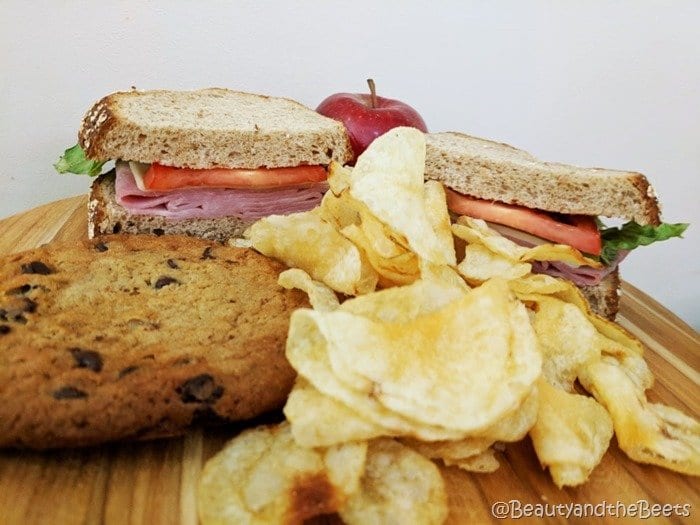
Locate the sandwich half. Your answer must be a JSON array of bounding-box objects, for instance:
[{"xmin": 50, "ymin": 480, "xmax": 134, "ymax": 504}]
[
  {"xmin": 58, "ymin": 88, "xmax": 353, "ymax": 241},
  {"xmin": 424, "ymin": 132, "xmax": 687, "ymax": 319}
]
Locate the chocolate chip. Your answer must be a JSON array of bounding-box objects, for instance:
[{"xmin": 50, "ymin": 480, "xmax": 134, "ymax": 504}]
[
  {"xmin": 118, "ymin": 365, "xmax": 139, "ymax": 378},
  {"xmin": 20, "ymin": 261, "xmax": 53, "ymax": 275},
  {"xmin": 0, "ymin": 296, "xmax": 37, "ymax": 320},
  {"xmin": 201, "ymin": 247, "xmax": 215, "ymax": 260},
  {"xmin": 176, "ymin": 374, "xmax": 224, "ymax": 404},
  {"xmin": 112, "ymin": 222, "xmax": 122, "ymax": 234},
  {"xmin": 69, "ymin": 347, "xmax": 103, "ymax": 372},
  {"xmin": 21, "ymin": 298, "xmax": 37, "ymax": 313},
  {"xmin": 154, "ymin": 276, "xmax": 179, "ymax": 289},
  {"xmin": 94, "ymin": 242, "xmax": 109, "ymax": 252},
  {"xmin": 6, "ymin": 284, "xmax": 32, "ymax": 295},
  {"xmin": 0, "ymin": 308, "xmax": 27, "ymax": 324},
  {"xmin": 153, "ymin": 228, "xmax": 165, "ymax": 236},
  {"xmin": 0, "ymin": 325, "xmax": 10, "ymax": 335},
  {"xmin": 52, "ymin": 386, "xmax": 88, "ymax": 400},
  {"xmin": 166, "ymin": 259, "xmax": 179, "ymax": 269}
]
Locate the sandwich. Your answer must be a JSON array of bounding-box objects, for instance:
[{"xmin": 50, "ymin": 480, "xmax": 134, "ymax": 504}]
[
  {"xmin": 55, "ymin": 88, "xmax": 354, "ymax": 241},
  {"xmin": 424, "ymin": 132, "xmax": 688, "ymax": 319}
]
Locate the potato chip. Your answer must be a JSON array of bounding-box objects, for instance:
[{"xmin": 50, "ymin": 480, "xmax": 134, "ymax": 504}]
[
  {"xmin": 339, "ymin": 277, "xmax": 467, "ymax": 324},
  {"xmin": 197, "ymin": 422, "xmax": 367, "ymax": 524},
  {"xmin": 339, "ymin": 438, "xmax": 448, "ymax": 525},
  {"xmin": 401, "ymin": 385, "xmax": 538, "ymax": 475},
  {"xmin": 285, "ymin": 278, "xmax": 487, "ymax": 442},
  {"xmin": 331, "ymin": 280, "xmax": 539, "ymax": 432},
  {"xmin": 447, "ymin": 449, "xmax": 500, "ymax": 473},
  {"xmin": 419, "ymin": 260, "xmax": 470, "ymax": 292},
  {"xmin": 401, "ymin": 436, "xmax": 493, "ymax": 463},
  {"xmin": 403, "ymin": 436, "xmax": 501, "ymax": 473},
  {"xmin": 521, "ymin": 244, "xmax": 602, "ymax": 268},
  {"xmin": 422, "ymin": 180, "xmax": 456, "ymax": 261},
  {"xmin": 452, "ymin": 217, "xmax": 527, "ymax": 260},
  {"xmin": 278, "ymin": 269, "xmax": 339, "ymax": 312},
  {"xmin": 327, "ymin": 160, "xmax": 352, "ymax": 195},
  {"xmin": 457, "ymin": 244, "xmax": 531, "ymax": 283},
  {"xmin": 529, "ymin": 379, "xmax": 613, "ymax": 488},
  {"xmin": 286, "ymin": 307, "xmax": 466, "ymax": 442},
  {"xmin": 508, "ymin": 273, "xmax": 571, "ymax": 296},
  {"xmin": 247, "ymin": 210, "xmax": 378, "ymax": 295},
  {"xmin": 341, "ymin": 223, "xmax": 420, "ymax": 287},
  {"xmin": 522, "ymin": 294, "xmax": 601, "ymax": 391},
  {"xmin": 359, "ymin": 210, "xmax": 412, "ymax": 257},
  {"xmin": 476, "ymin": 385, "xmax": 539, "ymax": 442},
  {"xmin": 588, "ymin": 312, "xmax": 645, "ymax": 357},
  {"xmin": 288, "ymin": 278, "xmax": 540, "ymax": 434},
  {"xmin": 538, "ymin": 280, "xmax": 647, "ymax": 376},
  {"xmin": 284, "ymin": 378, "xmax": 386, "ymax": 448},
  {"xmin": 579, "ymin": 359, "xmax": 700, "ymax": 476},
  {"xmin": 350, "ymin": 127, "xmax": 456, "ymax": 266},
  {"xmin": 515, "ymin": 291, "xmax": 653, "ymax": 394},
  {"xmin": 319, "ymin": 185, "xmax": 363, "ymax": 231},
  {"xmin": 285, "ymin": 281, "xmax": 526, "ymax": 448}
]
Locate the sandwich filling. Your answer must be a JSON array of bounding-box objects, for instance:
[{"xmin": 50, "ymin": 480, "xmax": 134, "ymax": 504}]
[
  {"xmin": 445, "ymin": 188, "xmax": 687, "ymax": 287},
  {"xmin": 114, "ymin": 161, "xmax": 328, "ymax": 220}
]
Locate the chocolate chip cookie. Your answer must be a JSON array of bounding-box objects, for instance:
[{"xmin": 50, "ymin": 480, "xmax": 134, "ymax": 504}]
[{"xmin": 0, "ymin": 235, "xmax": 308, "ymax": 448}]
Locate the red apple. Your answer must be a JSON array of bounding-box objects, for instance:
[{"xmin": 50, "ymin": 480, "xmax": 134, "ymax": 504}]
[{"xmin": 316, "ymin": 79, "xmax": 428, "ymax": 161}]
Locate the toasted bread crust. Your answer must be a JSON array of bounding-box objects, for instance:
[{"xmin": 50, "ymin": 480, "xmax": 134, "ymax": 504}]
[
  {"xmin": 425, "ymin": 132, "xmax": 661, "ymax": 225},
  {"xmin": 0, "ymin": 234, "xmax": 308, "ymax": 448},
  {"xmin": 79, "ymin": 95, "xmax": 118, "ymax": 160},
  {"xmin": 78, "ymin": 88, "xmax": 353, "ymax": 169},
  {"xmin": 579, "ymin": 268, "xmax": 621, "ymax": 320}
]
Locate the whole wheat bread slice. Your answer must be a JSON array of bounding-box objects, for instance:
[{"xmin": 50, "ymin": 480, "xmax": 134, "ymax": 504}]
[
  {"xmin": 425, "ymin": 132, "xmax": 660, "ymax": 225},
  {"xmin": 78, "ymin": 88, "xmax": 353, "ymax": 169}
]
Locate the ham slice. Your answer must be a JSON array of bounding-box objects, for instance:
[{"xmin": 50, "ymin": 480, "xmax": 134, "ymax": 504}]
[
  {"xmin": 530, "ymin": 251, "xmax": 628, "ymax": 286},
  {"xmin": 492, "ymin": 223, "xmax": 628, "ymax": 286},
  {"xmin": 115, "ymin": 162, "xmax": 327, "ymax": 220}
]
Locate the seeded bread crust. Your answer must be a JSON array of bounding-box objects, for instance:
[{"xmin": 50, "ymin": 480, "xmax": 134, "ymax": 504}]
[
  {"xmin": 88, "ymin": 171, "xmax": 254, "ymax": 242},
  {"xmin": 425, "ymin": 132, "xmax": 661, "ymax": 225},
  {"xmin": 78, "ymin": 88, "xmax": 353, "ymax": 169},
  {"xmin": 0, "ymin": 235, "xmax": 308, "ymax": 449},
  {"xmin": 578, "ymin": 268, "xmax": 621, "ymax": 320}
]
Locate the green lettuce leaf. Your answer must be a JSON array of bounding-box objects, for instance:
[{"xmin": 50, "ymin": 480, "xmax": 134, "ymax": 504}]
[
  {"xmin": 54, "ymin": 144, "xmax": 106, "ymax": 177},
  {"xmin": 599, "ymin": 221, "xmax": 689, "ymax": 265}
]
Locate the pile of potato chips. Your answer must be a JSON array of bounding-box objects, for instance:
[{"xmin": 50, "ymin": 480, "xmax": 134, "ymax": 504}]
[{"xmin": 199, "ymin": 127, "xmax": 699, "ymax": 524}]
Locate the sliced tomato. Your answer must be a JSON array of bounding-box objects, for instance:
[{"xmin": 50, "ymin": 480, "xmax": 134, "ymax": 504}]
[
  {"xmin": 445, "ymin": 188, "xmax": 602, "ymax": 255},
  {"xmin": 143, "ymin": 163, "xmax": 328, "ymax": 190}
]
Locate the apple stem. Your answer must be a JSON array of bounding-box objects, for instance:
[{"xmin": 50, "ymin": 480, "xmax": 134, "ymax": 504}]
[{"xmin": 367, "ymin": 78, "xmax": 377, "ymax": 109}]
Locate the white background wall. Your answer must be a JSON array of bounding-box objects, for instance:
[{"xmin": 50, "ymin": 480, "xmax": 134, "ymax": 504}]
[{"xmin": 1, "ymin": 1, "xmax": 698, "ymax": 329}]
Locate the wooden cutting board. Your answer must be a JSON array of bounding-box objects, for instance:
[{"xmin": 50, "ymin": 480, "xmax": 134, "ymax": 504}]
[{"xmin": 0, "ymin": 196, "xmax": 698, "ymax": 524}]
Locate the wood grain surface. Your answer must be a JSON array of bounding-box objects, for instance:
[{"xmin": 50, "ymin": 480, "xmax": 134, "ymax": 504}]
[{"xmin": 0, "ymin": 196, "xmax": 698, "ymax": 525}]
